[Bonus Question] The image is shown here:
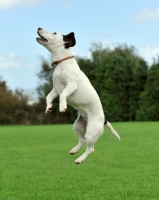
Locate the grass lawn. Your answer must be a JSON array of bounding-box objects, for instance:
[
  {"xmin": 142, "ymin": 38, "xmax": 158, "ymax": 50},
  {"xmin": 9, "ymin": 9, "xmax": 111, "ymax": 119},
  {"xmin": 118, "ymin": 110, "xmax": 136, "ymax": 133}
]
[{"xmin": 0, "ymin": 122, "xmax": 159, "ymax": 200}]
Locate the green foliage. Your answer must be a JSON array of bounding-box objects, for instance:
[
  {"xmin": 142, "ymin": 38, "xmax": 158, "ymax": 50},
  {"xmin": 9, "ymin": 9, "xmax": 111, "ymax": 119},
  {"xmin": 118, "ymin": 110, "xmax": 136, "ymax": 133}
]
[
  {"xmin": 0, "ymin": 78, "xmax": 37, "ymax": 125},
  {"xmin": 0, "ymin": 79, "xmax": 26, "ymax": 124},
  {"xmin": 136, "ymin": 59, "xmax": 159, "ymax": 121},
  {"xmin": 0, "ymin": 123, "xmax": 159, "ymax": 199}
]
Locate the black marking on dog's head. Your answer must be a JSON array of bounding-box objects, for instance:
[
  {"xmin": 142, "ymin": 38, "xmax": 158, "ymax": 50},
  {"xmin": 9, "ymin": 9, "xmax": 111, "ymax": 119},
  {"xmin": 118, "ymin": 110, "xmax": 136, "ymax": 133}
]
[{"xmin": 63, "ymin": 32, "xmax": 76, "ymax": 48}]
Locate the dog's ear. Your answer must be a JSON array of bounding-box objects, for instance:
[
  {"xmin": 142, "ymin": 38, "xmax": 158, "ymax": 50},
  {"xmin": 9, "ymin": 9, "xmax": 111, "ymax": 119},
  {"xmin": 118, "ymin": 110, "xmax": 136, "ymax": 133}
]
[{"xmin": 63, "ymin": 32, "xmax": 76, "ymax": 48}]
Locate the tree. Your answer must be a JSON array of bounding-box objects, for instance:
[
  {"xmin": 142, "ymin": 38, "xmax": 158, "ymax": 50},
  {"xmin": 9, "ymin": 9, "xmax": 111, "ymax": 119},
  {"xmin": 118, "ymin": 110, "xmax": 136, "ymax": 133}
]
[
  {"xmin": 78, "ymin": 44, "xmax": 148, "ymax": 121},
  {"xmin": 0, "ymin": 78, "xmax": 17, "ymax": 124},
  {"xmin": 136, "ymin": 58, "xmax": 159, "ymax": 121},
  {"xmin": 0, "ymin": 77, "xmax": 32, "ymax": 124}
]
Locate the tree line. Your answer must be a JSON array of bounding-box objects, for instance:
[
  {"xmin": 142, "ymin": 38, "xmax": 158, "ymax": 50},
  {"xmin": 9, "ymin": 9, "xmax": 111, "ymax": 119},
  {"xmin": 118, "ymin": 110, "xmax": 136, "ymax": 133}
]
[{"xmin": 0, "ymin": 44, "xmax": 159, "ymax": 124}]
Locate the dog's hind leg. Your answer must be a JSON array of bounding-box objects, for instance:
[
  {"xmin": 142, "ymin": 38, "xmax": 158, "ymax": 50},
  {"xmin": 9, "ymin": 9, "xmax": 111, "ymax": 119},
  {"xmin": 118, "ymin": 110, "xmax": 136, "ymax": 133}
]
[
  {"xmin": 69, "ymin": 115, "xmax": 86, "ymax": 155},
  {"xmin": 75, "ymin": 118, "xmax": 104, "ymax": 164}
]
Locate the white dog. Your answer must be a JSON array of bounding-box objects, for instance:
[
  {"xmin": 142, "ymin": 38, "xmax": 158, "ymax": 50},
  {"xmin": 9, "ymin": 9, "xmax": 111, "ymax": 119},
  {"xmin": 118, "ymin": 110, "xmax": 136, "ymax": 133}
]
[{"xmin": 36, "ymin": 28, "xmax": 120, "ymax": 164}]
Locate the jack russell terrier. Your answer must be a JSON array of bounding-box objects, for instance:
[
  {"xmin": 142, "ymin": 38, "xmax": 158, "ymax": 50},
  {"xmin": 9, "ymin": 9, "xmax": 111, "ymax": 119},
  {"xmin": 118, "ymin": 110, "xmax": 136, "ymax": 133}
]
[{"xmin": 36, "ymin": 28, "xmax": 120, "ymax": 164}]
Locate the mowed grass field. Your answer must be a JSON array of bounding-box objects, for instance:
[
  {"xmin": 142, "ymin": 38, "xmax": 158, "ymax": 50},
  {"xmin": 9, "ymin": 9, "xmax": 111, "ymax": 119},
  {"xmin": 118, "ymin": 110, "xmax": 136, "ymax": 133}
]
[{"xmin": 0, "ymin": 122, "xmax": 159, "ymax": 200}]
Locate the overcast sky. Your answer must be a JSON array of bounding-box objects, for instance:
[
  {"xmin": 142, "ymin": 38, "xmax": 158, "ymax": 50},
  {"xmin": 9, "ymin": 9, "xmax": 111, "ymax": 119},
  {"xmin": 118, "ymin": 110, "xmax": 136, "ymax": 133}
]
[{"xmin": 0, "ymin": 0, "xmax": 159, "ymax": 92}]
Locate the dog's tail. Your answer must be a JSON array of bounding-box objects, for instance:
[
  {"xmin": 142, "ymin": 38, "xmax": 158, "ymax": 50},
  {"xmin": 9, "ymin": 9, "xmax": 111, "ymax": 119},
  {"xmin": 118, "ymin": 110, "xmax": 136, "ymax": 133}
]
[{"xmin": 104, "ymin": 120, "xmax": 120, "ymax": 140}]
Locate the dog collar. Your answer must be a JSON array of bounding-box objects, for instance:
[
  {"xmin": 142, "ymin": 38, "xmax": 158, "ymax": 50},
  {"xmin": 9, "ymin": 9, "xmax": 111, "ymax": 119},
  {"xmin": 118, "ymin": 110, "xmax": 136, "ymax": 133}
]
[{"xmin": 52, "ymin": 56, "xmax": 74, "ymax": 67}]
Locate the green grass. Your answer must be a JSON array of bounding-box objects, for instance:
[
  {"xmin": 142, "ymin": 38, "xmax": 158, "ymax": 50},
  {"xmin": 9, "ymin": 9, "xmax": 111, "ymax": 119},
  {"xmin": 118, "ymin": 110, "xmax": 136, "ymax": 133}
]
[{"xmin": 0, "ymin": 122, "xmax": 159, "ymax": 200}]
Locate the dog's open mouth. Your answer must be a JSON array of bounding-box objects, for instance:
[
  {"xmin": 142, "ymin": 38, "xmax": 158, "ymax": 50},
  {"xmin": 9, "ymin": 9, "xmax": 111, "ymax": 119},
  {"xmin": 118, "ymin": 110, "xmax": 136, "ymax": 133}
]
[{"xmin": 37, "ymin": 32, "xmax": 48, "ymax": 42}]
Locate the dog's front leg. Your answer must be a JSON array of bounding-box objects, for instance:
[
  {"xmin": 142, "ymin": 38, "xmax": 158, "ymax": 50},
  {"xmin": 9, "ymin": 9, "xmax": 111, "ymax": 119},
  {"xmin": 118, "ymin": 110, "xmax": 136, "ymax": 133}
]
[
  {"xmin": 59, "ymin": 82, "xmax": 77, "ymax": 112},
  {"xmin": 45, "ymin": 88, "xmax": 58, "ymax": 113}
]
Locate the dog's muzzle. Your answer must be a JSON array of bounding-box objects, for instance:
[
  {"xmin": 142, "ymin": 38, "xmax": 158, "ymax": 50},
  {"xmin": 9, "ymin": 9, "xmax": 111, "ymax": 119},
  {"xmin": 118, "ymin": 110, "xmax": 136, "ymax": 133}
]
[{"xmin": 37, "ymin": 28, "xmax": 48, "ymax": 42}]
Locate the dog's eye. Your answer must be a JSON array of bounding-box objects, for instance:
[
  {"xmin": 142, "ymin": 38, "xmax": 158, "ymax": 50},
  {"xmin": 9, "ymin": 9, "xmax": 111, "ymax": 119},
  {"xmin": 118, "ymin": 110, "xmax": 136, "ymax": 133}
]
[{"xmin": 53, "ymin": 32, "xmax": 57, "ymax": 34}]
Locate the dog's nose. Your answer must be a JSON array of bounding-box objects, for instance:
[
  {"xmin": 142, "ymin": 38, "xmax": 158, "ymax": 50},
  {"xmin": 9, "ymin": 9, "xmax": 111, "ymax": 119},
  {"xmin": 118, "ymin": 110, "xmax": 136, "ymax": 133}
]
[{"xmin": 38, "ymin": 27, "xmax": 43, "ymax": 31}]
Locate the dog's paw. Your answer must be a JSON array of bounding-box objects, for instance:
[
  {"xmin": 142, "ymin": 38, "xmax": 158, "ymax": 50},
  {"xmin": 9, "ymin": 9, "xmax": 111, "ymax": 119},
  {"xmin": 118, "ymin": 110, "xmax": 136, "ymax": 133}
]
[
  {"xmin": 45, "ymin": 103, "xmax": 52, "ymax": 113},
  {"xmin": 59, "ymin": 101, "xmax": 67, "ymax": 112},
  {"xmin": 74, "ymin": 158, "xmax": 83, "ymax": 164},
  {"xmin": 69, "ymin": 149, "xmax": 78, "ymax": 155},
  {"xmin": 69, "ymin": 145, "xmax": 81, "ymax": 155},
  {"xmin": 45, "ymin": 107, "xmax": 52, "ymax": 113}
]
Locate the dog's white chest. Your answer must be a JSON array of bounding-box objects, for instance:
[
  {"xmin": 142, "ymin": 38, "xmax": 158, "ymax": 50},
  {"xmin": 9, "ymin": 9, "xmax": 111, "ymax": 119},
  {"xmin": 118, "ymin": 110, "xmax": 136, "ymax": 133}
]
[{"xmin": 53, "ymin": 71, "xmax": 66, "ymax": 95}]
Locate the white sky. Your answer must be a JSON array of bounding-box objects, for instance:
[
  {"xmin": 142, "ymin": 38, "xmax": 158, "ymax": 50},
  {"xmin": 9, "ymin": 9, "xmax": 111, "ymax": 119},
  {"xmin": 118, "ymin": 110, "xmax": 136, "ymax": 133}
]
[{"xmin": 0, "ymin": 0, "xmax": 159, "ymax": 91}]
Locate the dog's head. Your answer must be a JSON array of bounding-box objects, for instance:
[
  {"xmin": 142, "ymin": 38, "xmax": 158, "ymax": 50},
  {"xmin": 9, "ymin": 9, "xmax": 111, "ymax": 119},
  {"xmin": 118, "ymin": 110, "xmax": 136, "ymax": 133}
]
[{"xmin": 36, "ymin": 28, "xmax": 76, "ymax": 52}]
